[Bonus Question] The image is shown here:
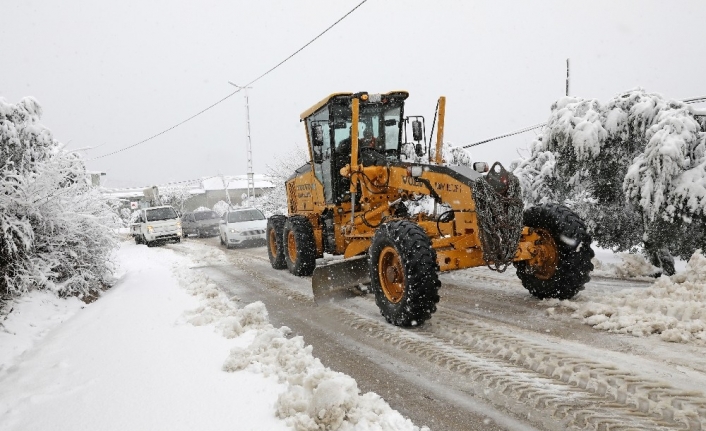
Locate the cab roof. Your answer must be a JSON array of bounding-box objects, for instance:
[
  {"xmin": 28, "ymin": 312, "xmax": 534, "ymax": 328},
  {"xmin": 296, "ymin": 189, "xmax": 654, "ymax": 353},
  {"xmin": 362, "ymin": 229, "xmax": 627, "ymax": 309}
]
[{"xmin": 299, "ymin": 91, "xmax": 409, "ymax": 120}]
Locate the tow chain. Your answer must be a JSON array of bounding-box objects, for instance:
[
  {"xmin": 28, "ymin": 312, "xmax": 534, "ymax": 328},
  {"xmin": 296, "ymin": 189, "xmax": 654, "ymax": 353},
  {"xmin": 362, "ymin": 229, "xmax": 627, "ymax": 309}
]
[{"xmin": 472, "ymin": 174, "xmax": 524, "ymax": 272}]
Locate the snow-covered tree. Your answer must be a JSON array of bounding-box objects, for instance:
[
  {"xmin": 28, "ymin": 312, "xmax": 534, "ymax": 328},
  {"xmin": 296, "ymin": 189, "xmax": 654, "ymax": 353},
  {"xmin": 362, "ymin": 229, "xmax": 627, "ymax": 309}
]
[
  {"xmin": 514, "ymin": 89, "xmax": 706, "ymax": 270},
  {"xmin": 160, "ymin": 183, "xmax": 193, "ymax": 213},
  {"xmin": 0, "ymin": 96, "xmax": 117, "ymax": 300},
  {"xmin": 433, "ymin": 141, "xmax": 474, "ymax": 166},
  {"xmin": 212, "ymin": 200, "xmax": 230, "ymax": 216},
  {"xmin": 248, "ymin": 144, "xmax": 309, "ymax": 216},
  {"xmin": 403, "ymin": 141, "xmax": 474, "ymax": 166}
]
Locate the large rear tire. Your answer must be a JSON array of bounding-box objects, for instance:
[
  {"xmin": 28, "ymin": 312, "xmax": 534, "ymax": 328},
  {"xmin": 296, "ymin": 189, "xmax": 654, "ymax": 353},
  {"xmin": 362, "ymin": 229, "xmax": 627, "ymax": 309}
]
[
  {"xmin": 514, "ymin": 203, "xmax": 594, "ymax": 300},
  {"xmin": 283, "ymin": 216, "xmax": 316, "ymax": 276},
  {"xmin": 267, "ymin": 215, "xmax": 287, "ymax": 269},
  {"xmin": 369, "ymin": 220, "xmax": 441, "ymax": 327}
]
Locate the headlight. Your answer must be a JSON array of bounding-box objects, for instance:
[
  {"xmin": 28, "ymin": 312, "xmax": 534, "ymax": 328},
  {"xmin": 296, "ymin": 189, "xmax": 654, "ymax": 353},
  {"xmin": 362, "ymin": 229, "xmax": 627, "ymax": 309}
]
[
  {"xmin": 229, "ymin": 229, "xmax": 240, "ymax": 234},
  {"xmin": 147, "ymin": 225, "xmax": 154, "ymax": 233},
  {"xmin": 176, "ymin": 220, "xmax": 182, "ymax": 228}
]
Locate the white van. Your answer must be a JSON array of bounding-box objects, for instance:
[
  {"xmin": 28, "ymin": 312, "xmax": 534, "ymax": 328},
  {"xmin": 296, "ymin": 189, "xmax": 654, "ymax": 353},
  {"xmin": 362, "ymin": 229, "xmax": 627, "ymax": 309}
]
[{"xmin": 131, "ymin": 206, "xmax": 182, "ymax": 247}]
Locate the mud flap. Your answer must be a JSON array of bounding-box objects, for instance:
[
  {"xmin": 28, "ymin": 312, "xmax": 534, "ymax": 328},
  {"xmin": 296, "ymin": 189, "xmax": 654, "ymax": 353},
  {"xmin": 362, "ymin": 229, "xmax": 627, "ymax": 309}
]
[{"xmin": 312, "ymin": 256, "xmax": 371, "ymax": 304}]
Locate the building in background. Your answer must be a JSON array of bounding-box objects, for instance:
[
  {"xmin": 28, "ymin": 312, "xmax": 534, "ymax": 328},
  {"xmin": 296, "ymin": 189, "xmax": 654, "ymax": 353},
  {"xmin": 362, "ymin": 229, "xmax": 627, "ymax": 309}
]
[{"xmin": 103, "ymin": 174, "xmax": 275, "ymax": 212}]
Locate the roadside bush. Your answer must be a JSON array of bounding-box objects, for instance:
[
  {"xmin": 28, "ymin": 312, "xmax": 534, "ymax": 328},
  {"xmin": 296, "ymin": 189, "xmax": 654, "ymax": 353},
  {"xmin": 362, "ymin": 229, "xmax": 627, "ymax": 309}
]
[{"xmin": 0, "ymin": 96, "xmax": 117, "ymax": 300}]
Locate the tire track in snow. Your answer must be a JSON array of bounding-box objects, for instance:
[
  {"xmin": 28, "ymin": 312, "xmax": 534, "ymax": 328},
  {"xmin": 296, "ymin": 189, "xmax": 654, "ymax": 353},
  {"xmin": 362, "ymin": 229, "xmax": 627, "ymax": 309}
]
[{"xmin": 336, "ymin": 305, "xmax": 706, "ymax": 430}]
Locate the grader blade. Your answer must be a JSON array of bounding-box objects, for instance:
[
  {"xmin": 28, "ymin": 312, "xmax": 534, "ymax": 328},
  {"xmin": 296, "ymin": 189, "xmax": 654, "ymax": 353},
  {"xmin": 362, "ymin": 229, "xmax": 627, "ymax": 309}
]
[{"xmin": 312, "ymin": 256, "xmax": 370, "ymax": 303}]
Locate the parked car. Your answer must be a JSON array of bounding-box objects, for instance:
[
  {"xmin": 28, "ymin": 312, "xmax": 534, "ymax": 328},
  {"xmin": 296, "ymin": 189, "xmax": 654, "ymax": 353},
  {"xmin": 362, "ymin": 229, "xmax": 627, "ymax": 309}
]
[
  {"xmin": 182, "ymin": 210, "xmax": 220, "ymax": 237},
  {"xmin": 219, "ymin": 207, "xmax": 267, "ymax": 248}
]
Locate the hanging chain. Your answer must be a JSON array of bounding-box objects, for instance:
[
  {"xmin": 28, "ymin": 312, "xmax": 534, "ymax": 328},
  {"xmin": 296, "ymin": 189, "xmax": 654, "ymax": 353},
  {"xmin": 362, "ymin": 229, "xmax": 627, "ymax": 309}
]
[{"xmin": 472, "ymin": 174, "xmax": 524, "ymax": 272}]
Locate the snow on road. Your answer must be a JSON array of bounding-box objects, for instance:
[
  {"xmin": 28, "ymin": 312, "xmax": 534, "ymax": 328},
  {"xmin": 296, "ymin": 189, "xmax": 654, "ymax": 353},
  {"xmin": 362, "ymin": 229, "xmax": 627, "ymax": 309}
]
[{"xmin": 0, "ymin": 240, "xmax": 428, "ymax": 431}]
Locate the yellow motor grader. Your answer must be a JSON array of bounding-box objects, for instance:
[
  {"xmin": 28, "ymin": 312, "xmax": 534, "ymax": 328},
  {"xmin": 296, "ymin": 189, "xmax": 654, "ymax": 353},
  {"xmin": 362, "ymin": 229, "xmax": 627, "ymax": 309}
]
[{"xmin": 267, "ymin": 91, "xmax": 594, "ymax": 327}]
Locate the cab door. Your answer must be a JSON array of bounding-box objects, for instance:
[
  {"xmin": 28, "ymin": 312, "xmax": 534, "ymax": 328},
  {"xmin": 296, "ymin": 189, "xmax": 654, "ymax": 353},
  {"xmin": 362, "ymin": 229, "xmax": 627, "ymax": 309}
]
[{"xmin": 306, "ymin": 107, "xmax": 334, "ymax": 204}]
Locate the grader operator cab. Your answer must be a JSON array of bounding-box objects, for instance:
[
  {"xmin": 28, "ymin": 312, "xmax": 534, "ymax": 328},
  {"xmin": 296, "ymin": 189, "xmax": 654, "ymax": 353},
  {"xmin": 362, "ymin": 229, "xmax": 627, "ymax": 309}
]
[{"xmin": 267, "ymin": 91, "xmax": 594, "ymax": 327}]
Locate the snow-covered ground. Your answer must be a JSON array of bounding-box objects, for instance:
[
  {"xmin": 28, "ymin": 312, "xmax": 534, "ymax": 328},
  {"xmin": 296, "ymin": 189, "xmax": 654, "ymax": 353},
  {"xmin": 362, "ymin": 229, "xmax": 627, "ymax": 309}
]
[
  {"xmin": 2, "ymin": 238, "xmax": 706, "ymax": 430},
  {"xmin": 0, "ymin": 240, "xmax": 428, "ymax": 431}
]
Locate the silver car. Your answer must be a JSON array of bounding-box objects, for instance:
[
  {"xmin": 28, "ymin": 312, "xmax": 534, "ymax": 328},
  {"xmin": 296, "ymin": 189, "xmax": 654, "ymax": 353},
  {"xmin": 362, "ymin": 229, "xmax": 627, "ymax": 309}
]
[
  {"xmin": 219, "ymin": 208, "xmax": 267, "ymax": 248},
  {"xmin": 182, "ymin": 210, "xmax": 221, "ymax": 237}
]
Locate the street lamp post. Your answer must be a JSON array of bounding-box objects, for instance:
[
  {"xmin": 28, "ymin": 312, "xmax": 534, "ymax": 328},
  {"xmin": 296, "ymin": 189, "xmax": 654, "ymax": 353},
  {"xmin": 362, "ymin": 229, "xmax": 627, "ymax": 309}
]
[{"xmin": 228, "ymin": 81, "xmax": 255, "ymax": 203}]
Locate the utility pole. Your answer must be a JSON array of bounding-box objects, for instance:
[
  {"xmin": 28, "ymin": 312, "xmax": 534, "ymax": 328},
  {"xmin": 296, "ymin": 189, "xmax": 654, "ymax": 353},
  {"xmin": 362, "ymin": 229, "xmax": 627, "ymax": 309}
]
[
  {"xmin": 566, "ymin": 58, "xmax": 570, "ymax": 97},
  {"xmin": 228, "ymin": 81, "xmax": 255, "ymax": 203},
  {"xmin": 220, "ymin": 175, "xmax": 232, "ymax": 207}
]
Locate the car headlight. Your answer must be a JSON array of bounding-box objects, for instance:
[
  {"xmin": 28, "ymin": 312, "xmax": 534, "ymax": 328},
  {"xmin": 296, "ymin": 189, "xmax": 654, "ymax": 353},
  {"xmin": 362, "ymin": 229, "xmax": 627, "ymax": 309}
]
[
  {"xmin": 176, "ymin": 220, "xmax": 182, "ymax": 228},
  {"xmin": 147, "ymin": 225, "xmax": 154, "ymax": 233},
  {"xmin": 229, "ymin": 229, "xmax": 240, "ymax": 234}
]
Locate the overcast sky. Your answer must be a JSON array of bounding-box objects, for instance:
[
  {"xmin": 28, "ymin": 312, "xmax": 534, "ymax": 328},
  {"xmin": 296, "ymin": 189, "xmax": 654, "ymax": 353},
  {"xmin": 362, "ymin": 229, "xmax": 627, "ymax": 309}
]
[{"xmin": 2, "ymin": 0, "xmax": 705, "ymax": 188}]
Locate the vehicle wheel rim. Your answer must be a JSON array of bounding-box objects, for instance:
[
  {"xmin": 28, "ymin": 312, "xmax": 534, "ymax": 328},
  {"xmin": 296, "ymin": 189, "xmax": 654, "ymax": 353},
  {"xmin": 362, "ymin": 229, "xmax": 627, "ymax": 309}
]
[
  {"xmin": 378, "ymin": 246, "xmax": 405, "ymax": 303},
  {"xmin": 269, "ymin": 229, "xmax": 278, "ymax": 256},
  {"xmin": 287, "ymin": 231, "xmax": 297, "ymax": 263},
  {"xmin": 527, "ymin": 228, "xmax": 558, "ymax": 280}
]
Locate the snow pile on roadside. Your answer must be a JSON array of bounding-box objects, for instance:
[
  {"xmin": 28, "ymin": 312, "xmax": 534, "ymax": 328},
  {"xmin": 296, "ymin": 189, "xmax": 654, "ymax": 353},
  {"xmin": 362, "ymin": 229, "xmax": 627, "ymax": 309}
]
[
  {"xmin": 591, "ymin": 252, "xmax": 659, "ymax": 279},
  {"xmin": 555, "ymin": 250, "xmax": 706, "ymax": 344},
  {"xmin": 173, "ymin": 244, "xmax": 428, "ymax": 431},
  {"xmin": 223, "ymin": 326, "xmax": 428, "ymax": 431}
]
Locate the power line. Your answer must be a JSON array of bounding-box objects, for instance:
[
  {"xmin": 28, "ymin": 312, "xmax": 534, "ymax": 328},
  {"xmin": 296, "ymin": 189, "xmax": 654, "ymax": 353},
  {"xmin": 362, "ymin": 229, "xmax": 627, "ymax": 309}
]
[
  {"xmin": 462, "ymin": 123, "xmax": 546, "ymax": 149},
  {"xmin": 89, "ymin": 0, "xmax": 368, "ymax": 161},
  {"xmin": 684, "ymin": 96, "xmax": 706, "ymax": 104},
  {"xmin": 238, "ymin": 0, "xmax": 368, "ymax": 90},
  {"xmin": 89, "ymin": 92, "xmax": 242, "ymax": 160}
]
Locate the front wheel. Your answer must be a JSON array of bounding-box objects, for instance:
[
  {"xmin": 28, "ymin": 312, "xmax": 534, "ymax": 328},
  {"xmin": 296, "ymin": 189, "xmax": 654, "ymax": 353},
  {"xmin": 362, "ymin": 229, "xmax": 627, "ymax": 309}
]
[
  {"xmin": 283, "ymin": 216, "xmax": 316, "ymax": 276},
  {"xmin": 267, "ymin": 215, "xmax": 287, "ymax": 269},
  {"xmin": 369, "ymin": 220, "xmax": 440, "ymax": 327},
  {"xmin": 514, "ymin": 203, "xmax": 594, "ymax": 300}
]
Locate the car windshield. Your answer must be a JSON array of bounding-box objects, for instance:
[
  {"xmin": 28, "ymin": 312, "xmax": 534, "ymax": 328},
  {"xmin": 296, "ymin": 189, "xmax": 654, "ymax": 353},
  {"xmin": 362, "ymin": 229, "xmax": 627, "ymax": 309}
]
[
  {"xmin": 227, "ymin": 209, "xmax": 265, "ymax": 223},
  {"xmin": 194, "ymin": 211, "xmax": 218, "ymax": 221},
  {"xmin": 145, "ymin": 207, "xmax": 177, "ymax": 221}
]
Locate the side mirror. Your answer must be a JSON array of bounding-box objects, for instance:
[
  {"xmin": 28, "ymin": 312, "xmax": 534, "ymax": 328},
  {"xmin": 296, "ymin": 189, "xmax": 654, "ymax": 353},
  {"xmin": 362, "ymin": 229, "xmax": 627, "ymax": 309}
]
[
  {"xmin": 313, "ymin": 145, "xmax": 323, "ymax": 164},
  {"xmin": 219, "ymin": 220, "xmax": 226, "ymax": 224},
  {"xmin": 412, "ymin": 120, "xmax": 423, "ymax": 142},
  {"xmin": 312, "ymin": 124, "xmax": 324, "ymax": 147},
  {"xmin": 415, "ymin": 143, "xmax": 424, "ymax": 157}
]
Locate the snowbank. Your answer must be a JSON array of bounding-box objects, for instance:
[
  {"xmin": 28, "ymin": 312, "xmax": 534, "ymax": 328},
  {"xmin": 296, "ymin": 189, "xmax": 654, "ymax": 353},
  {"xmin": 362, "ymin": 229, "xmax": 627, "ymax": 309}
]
[
  {"xmin": 551, "ymin": 250, "xmax": 706, "ymax": 345},
  {"xmin": 590, "ymin": 249, "xmax": 660, "ymax": 280}
]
